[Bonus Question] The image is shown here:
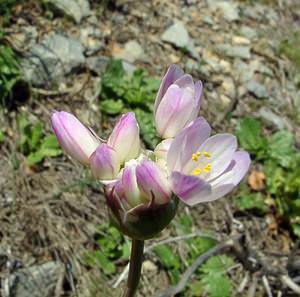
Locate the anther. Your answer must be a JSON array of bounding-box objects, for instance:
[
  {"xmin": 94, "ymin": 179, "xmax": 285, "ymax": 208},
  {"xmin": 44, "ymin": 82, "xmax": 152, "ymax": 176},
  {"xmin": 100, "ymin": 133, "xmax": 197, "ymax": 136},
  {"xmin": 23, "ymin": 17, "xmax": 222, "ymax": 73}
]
[
  {"xmin": 193, "ymin": 168, "xmax": 202, "ymax": 175},
  {"xmin": 204, "ymin": 152, "xmax": 211, "ymax": 158}
]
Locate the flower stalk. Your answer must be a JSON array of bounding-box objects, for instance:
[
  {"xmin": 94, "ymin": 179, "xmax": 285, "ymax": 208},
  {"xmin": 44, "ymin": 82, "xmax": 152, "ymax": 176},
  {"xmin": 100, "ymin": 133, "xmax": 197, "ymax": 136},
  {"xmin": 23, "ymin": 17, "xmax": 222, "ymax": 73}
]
[{"xmin": 123, "ymin": 239, "xmax": 145, "ymax": 297}]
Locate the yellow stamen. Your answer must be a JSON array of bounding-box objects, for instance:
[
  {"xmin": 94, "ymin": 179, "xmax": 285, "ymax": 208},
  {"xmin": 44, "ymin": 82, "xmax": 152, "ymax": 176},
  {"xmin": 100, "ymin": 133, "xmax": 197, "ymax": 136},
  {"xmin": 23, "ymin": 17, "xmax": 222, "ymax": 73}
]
[
  {"xmin": 203, "ymin": 163, "xmax": 212, "ymax": 172},
  {"xmin": 192, "ymin": 154, "xmax": 198, "ymax": 161},
  {"xmin": 193, "ymin": 168, "xmax": 202, "ymax": 175},
  {"xmin": 204, "ymin": 152, "xmax": 211, "ymax": 158},
  {"xmin": 196, "ymin": 151, "xmax": 201, "ymax": 157}
]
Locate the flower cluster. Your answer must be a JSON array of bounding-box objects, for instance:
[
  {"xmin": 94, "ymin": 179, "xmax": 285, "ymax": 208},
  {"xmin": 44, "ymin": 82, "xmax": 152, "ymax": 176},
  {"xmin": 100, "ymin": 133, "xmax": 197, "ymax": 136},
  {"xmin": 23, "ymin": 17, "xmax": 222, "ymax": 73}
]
[{"xmin": 51, "ymin": 65, "xmax": 250, "ymax": 239}]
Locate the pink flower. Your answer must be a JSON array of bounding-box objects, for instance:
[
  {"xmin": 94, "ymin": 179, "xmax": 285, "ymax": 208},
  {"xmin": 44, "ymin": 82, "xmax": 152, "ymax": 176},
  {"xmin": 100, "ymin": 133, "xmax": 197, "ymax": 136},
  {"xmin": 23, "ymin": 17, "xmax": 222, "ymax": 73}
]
[
  {"xmin": 104, "ymin": 159, "xmax": 177, "ymax": 240},
  {"xmin": 154, "ymin": 65, "xmax": 203, "ymax": 139},
  {"xmin": 52, "ymin": 111, "xmax": 140, "ymax": 180},
  {"xmin": 51, "ymin": 111, "xmax": 100, "ymax": 165},
  {"xmin": 166, "ymin": 117, "xmax": 251, "ymax": 206}
]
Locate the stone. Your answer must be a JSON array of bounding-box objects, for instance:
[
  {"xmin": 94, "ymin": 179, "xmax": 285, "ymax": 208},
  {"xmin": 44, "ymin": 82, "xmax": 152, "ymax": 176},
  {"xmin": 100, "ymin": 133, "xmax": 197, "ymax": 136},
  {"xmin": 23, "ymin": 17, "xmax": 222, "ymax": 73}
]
[
  {"xmin": 239, "ymin": 26, "xmax": 257, "ymax": 40},
  {"xmin": 258, "ymin": 107, "xmax": 286, "ymax": 130},
  {"xmin": 246, "ymin": 80, "xmax": 269, "ymax": 99},
  {"xmin": 115, "ymin": 40, "xmax": 146, "ymax": 63},
  {"xmin": 161, "ymin": 20, "xmax": 199, "ymax": 59},
  {"xmin": 232, "ymin": 36, "xmax": 251, "ymax": 45},
  {"xmin": 208, "ymin": 1, "xmax": 240, "ymax": 22},
  {"xmin": 46, "ymin": 0, "xmax": 90, "ymax": 23},
  {"xmin": 249, "ymin": 60, "xmax": 273, "ymax": 77},
  {"xmin": 22, "ymin": 34, "xmax": 85, "ymax": 87},
  {"xmin": 3, "ymin": 261, "xmax": 63, "ymax": 297},
  {"xmin": 220, "ymin": 44, "xmax": 251, "ymax": 59},
  {"xmin": 79, "ymin": 27, "xmax": 103, "ymax": 55},
  {"xmin": 221, "ymin": 77, "xmax": 235, "ymax": 98},
  {"xmin": 234, "ymin": 60, "xmax": 254, "ymax": 82},
  {"xmin": 86, "ymin": 56, "xmax": 109, "ymax": 75}
]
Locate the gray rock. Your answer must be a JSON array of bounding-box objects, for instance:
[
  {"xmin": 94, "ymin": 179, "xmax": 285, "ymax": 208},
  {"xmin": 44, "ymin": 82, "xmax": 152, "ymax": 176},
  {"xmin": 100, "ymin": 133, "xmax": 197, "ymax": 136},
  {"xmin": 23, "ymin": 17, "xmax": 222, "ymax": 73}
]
[
  {"xmin": 122, "ymin": 61, "xmax": 137, "ymax": 75},
  {"xmin": 46, "ymin": 0, "xmax": 90, "ymax": 23},
  {"xmin": 115, "ymin": 40, "xmax": 146, "ymax": 63},
  {"xmin": 220, "ymin": 44, "xmax": 251, "ymax": 59},
  {"xmin": 246, "ymin": 80, "xmax": 268, "ymax": 99},
  {"xmin": 234, "ymin": 60, "xmax": 254, "ymax": 82},
  {"xmin": 258, "ymin": 107, "xmax": 287, "ymax": 130},
  {"xmin": 80, "ymin": 27, "xmax": 103, "ymax": 55},
  {"xmin": 208, "ymin": 1, "xmax": 239, "ymax": 22},
  {"xmin": 240, "ymin": 26, "xmax": 257, "ymax": 40},
  {"xmin": 22, "ymin": 34, "xmax": 85, "ymax": 87},
  {"xmin": 161, "ymin": 20, "xmax": 199, "ymax": 59},
  {"xmin": 3, "ymin": 262, "xmax": 63, "ymax": 297},
  {"xmin": 86, "ymin": 56, "xmax": 109, "ymax": 75}
]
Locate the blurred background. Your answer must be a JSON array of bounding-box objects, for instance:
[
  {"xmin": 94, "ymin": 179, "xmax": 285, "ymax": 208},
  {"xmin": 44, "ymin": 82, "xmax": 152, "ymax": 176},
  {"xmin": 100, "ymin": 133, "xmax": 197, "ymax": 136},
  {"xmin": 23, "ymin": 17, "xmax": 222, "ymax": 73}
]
[{"xmin": 0, "ymin": 0, "xmax": 300, "ymax": 296}]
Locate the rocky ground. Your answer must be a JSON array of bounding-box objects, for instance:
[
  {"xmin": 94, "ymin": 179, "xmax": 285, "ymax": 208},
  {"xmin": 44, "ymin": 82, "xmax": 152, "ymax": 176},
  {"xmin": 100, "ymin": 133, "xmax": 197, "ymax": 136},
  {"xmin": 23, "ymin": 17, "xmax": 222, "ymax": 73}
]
[{"xmin": 1, "ymin": 0, "xmax": 300, "ymax": 296}]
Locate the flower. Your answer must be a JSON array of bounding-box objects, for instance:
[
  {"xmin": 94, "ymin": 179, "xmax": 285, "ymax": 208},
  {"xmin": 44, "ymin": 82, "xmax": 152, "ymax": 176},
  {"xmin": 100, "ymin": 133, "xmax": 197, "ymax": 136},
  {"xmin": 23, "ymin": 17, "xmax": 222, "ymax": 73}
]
[
  {"xmin": 90, "ymin": 144, "xmax": 121, "ymax": 180},
  {"xmin": 107, "ymin": 112, "xmax": 140, "ymax": 164},
  {"xmin": 165, "ymin": 117, "xmax": 251, "ymax": 206},
  {"xmin": 52, "ymin": 111, "xmax": 140, "ymax": 178},
  {"xmin": 105, "ymin": 159, "xmax": 177, "ymax": 240},
  {"xmin": 51, "ymin": 111, "xmax": 100, "ymax": 165},
  {"xmin": 154, "ymin": 65, "xmax": 203, "ymax": 139}
]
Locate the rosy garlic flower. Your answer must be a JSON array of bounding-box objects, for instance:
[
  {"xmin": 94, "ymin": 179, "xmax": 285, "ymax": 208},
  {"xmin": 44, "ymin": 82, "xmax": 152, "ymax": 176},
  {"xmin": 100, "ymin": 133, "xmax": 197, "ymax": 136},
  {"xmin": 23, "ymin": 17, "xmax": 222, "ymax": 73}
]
[
  {"xmin": 52, "ymin": 111, "xmax": 140, "ymax": 180},
  {"xmin": 154, "ymin": 64, "xmax": 203, "ymax": 139},
  {"xmin": 51, "ymin": 110, "xmax": 178, "ymax": 239},
  {"xmin": 51, "ymin": 111, "xmax": 100, "ymax": 165},
  {"xmin": 163, "ymin": 117, "xmax": 251, "ymax": 206},
  {"xmin": 105, "ymin": 159, "xmax": 177, "ymax": 239}
]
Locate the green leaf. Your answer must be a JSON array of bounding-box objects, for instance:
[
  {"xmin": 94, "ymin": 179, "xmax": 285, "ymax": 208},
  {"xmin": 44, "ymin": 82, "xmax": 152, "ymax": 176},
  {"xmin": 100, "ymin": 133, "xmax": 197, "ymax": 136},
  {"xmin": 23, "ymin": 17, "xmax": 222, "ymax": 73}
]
[
  {"xmin": 267, "ymin": 131, "xmax": 296, "ymax": 167},
  {"xmin": 0, "ymin": 130, "xmax": 4, "ymax": 142},
  {"xmin": 188, "ymin": 280, "xmax": 204, "ymax": 297},
  {"xmin": 26, "ymin": 150, "xmax": 45, "ymax": 166},
  {"xmin": 83, "ymin": 251, "xmax": 116, "ymax": 275},
  {"xmin": 41, "ymin": 134, "xmax": 61, "ymax": 149},
  {"xmin": 200, "ymin": 255, "xmax": 234, "ymax": 275},
  {"xmin": 234, "ymin": 192, "xmax": 268, "ymax": 213},
  {"xmin": 292, "ymin": 224, "xmax": 300, "ymax": 238},
  {"xmin": 29, "ymin": 122, "xmax": 43, "ymax": 150},
  {"xmin": 100, "ymin": 99, "xmax": 124, "ymax": 115},
  {"xmin": 153, "ymin": 245, "xmax": 181, "ymax": 269},
  {"xmin": 201, "ymin": 274, "xmax": 232, "ymax": 297},
  {"xmin": 188, "ymin": 237, "xmax": 216, "ymax": 262},
  {"xmin": 134, "ymin": 108, "xmax": 160, "ymax": 149},
  {"xmin": 173, "ymin": 214, "xmax": 193, "ymax": 235},
  {"xmin": 236, "ymin": 118, "xmax": 267, "ymax": 157}
]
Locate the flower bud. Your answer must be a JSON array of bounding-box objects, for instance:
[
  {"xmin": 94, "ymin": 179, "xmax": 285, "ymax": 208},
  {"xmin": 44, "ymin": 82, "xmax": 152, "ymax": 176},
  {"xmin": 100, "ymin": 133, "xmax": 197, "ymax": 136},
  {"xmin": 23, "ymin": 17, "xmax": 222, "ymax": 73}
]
[
  {"xmin": 154, "ymin": 139, "xmax": 173, "ymax": 160},
  {"xmin": 154, "ymin": 65, "xmax": 203, "ymax": 139},
  {"xmin": 121, "ymin": 160, "xmax": 145, "ymax": 207},
  {"xmin": 51, "ymin": 111, "xmax": 100, "ymax": 165},
  {"xmin": 108, "ymin": 112, "xmax": 140, "ymax": 164},
  {"xmin": 136, "ymin": 160, "xmax": 171, "ymax": 205},
  {"xmin": 89, "ymin": 144, "xmax": 121, "ymax": 180},
  {"xmin": 105, "ymin": 185, "xmax": 178, "ymax": 240}
]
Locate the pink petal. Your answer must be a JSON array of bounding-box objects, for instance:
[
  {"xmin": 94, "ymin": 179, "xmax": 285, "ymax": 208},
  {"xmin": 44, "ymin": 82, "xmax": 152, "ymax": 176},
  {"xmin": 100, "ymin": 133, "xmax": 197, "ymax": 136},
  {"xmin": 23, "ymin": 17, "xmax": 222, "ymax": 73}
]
[
  {"xmin": 198, "ymin": 134, "xmax": 238, "ymax": 181},
  {"xmin": 154, "ymin": 65, "xmax": 184, "ymax": 113},
  {"xmin": 155, "ymin": 84, "xmax": 195, "ymax": 138},
  {"xmin": 89, "ymin": 144, "xmax": 120, "ymax": 180},
  {"xmin": 136, "ymin": 160, "xmax": 171, "ymax": 205},
  {"xmin": 174, "ymin": 74, "xmax": 194, "ymax": 89},
  {"xmin": 108, "ymin": 112, "xmax": 140, "ymax": 164},
  {"xmin": 189, "ymin": 80, "xmax": 203, "ymax": 120},
  {"xmin": 197, "ymin": 151, "xmax": 251, "ymax": 203},
  {"xmin": 51, "ymin": 111, "xmax": 100, "ymax": 165},
  {"xmin": 167, "ymin": 117, "xmax": 211, "ymax": 173},
  {"xmin": 171, "ymin": 171, "xmax": 211, "ymax": 206}
]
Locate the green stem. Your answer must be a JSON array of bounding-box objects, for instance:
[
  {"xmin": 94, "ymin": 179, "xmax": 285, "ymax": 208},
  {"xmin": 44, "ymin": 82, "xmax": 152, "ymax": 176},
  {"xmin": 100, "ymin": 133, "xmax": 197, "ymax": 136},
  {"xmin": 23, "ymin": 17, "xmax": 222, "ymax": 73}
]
[{"xmin": 123, "ymin": 239, "xmax": 145, "ymax": 297}]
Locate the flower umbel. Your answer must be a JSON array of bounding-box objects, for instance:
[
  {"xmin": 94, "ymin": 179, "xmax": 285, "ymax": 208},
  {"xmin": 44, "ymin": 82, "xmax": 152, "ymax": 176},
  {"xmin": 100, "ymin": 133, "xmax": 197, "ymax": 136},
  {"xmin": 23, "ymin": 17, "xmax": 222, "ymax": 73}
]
[{"xmin": 51, "ymin": 64, "xmax": 250, "ymax": 297}]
